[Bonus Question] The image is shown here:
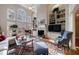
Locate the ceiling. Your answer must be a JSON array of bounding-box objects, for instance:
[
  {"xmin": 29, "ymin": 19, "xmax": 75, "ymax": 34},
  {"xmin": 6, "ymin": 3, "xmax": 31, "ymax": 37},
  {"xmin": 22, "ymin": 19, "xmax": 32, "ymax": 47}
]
[{"xmin": 20, "ymin": 4, "xmax": 38, "ymax": 12}]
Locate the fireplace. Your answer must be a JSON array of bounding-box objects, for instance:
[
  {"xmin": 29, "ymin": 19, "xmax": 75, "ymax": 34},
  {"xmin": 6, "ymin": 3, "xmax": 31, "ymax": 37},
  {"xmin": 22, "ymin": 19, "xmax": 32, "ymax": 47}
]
[
  {"xmin": 38, "ymin": 25, "xmax": 46, "ymax": 37},
  {"xmin": 38, "ymin": 30, "xmax": 44, "ymax": 37}
]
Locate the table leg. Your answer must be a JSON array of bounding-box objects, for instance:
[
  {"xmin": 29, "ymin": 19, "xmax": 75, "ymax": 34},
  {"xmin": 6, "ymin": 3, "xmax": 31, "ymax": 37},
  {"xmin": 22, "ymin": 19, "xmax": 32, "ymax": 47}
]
[{"xmin": 32, "ymin": 40, "xmax": 34, "ymax": 55}]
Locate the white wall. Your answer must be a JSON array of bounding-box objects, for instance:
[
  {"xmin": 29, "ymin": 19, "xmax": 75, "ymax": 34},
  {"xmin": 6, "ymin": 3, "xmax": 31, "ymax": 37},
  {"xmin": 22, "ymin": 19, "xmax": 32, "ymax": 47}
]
[
  {"xmin": 65, "ymin": 4, "xmax": 76, "ymax": 31},
  {"xmin": 36, "ymin": 4, "xmax": 48, "ymax": 36},
  {"xmin": 65, "ymin": 4, "xmax": 77, "ymax": 50},
  {"xmin": 37, "ymin": 4, "xmax": 48, "ymax": 26},
  {"xmin": 0, "ymin": 4, "xmax": 33, "ymax": 36},
  {"xmin": 47, "ymin": 4, "xmax": 65, "ymax": 39}
]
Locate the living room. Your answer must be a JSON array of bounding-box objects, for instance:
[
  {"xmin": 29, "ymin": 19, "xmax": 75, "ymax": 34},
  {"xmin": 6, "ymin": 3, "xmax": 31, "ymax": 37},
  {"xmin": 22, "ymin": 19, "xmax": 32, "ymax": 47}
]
[{"xmin": 0, "ymin": 4, "xmax": 79, "ymax": 55}]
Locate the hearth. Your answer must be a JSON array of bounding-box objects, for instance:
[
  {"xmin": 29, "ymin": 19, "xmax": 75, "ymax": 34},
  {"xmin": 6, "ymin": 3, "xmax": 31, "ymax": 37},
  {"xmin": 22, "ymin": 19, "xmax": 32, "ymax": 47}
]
[{"xmin": 38, "ymin": 30, "xmax": 44, "ymax": 37}]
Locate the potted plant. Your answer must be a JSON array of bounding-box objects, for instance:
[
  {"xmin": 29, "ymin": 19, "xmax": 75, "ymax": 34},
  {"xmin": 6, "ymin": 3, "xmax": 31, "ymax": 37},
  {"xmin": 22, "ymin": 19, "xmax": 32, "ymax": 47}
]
[
  {"xmin": 10, "ymin": 24, "xmax": 18, "ymax": 36},
  {"xmin": 10, "ymin": 24, "xmax": 18, "ymax": 28}
]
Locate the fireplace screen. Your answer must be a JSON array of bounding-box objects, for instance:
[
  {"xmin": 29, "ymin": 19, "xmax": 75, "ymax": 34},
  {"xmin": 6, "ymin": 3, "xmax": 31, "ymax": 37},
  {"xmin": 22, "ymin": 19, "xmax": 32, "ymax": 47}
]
[{"xmin": 38, "ymin": 30, "xmax": 44, "ymax": 37}]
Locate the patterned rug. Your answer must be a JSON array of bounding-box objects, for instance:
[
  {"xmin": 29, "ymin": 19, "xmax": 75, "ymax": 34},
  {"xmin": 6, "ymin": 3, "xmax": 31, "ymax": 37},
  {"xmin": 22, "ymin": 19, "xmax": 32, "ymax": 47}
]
[
  {"xmin": 8, "ymin": 41, "xmax": 64, "ymax": 55},
  {"xmin": 46, "ymin": 42, "xmax": 64, "ymax": 55}
]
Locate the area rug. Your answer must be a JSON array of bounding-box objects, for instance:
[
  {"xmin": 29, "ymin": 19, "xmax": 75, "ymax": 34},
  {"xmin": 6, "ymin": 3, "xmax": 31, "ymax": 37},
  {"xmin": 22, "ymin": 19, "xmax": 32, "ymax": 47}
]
[
  {"xmin": 45, "ymin": 42, "xmax": 64, "ymax": 55},
  {"xmin": 8, "ymin": 42, "xmax": 64, "ymax": 55}
]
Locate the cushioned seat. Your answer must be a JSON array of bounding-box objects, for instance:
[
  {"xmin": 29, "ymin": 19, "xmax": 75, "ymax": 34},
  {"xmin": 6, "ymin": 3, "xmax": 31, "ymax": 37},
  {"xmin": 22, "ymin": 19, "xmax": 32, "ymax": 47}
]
[{"xmin": 34, "ymin": 41, "xmax": 48, "ymax": 55}]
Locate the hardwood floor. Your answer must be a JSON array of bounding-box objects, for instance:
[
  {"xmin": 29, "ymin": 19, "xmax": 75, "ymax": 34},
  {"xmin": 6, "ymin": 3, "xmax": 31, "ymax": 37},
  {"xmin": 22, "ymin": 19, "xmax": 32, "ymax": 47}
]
[
  {"xmin": 68, "ymin": 38, "xmax": 79, "ymax": 55},
  {"xmin": 75, "ymin": 38, "xmax": 79, "ymax": 47},
  {"xmin": 65, "ymin": 48, "xmax": 79, "ymax": 55},
  {"xmin": 73, "ymin": 48, "xmax": 79, "ymax": 55}
]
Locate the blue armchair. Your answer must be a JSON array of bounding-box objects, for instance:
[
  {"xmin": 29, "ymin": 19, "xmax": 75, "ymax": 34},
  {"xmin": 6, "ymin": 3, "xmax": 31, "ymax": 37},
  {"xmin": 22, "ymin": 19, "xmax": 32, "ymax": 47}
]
[{"xmin": 57, "ymin": 31, "xmax": 72, "ymax": 49}]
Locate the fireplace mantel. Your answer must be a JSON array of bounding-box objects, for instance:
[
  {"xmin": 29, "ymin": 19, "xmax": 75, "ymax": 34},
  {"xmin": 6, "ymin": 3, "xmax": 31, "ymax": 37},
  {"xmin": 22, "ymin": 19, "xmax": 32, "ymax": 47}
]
[{"xmin": 38, "ymin": 25, "xmax": 45, "ymax": 30}]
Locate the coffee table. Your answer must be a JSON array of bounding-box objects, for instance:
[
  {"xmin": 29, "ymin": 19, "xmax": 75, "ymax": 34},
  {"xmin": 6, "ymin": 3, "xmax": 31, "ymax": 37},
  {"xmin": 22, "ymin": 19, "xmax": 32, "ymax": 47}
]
[{"xmin": 14, "ymin": 36, "xmax": 34, "ymax": 55}]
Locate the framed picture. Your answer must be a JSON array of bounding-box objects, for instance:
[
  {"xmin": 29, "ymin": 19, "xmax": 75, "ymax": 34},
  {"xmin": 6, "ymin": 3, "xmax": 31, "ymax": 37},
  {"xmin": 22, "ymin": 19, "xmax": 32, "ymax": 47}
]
[
  {"xmin": 17, "ymin": 9, "xmax": 26, "ymax": 22},
  {"xmin": 7, "ymin": 9, "xmax": 16, "ymax": 21}
]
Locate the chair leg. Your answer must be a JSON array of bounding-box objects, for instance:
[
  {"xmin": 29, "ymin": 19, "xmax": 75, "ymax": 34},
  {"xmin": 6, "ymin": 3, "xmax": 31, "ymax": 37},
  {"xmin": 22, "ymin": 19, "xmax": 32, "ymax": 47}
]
[{"xmin": 32, "ymin": 40, "xmax": 34, "ymax": 55}]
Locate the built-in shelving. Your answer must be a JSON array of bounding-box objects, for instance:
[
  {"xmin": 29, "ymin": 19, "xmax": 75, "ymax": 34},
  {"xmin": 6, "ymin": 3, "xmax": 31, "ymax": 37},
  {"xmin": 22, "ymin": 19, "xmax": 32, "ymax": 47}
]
[{"xmin": 48, "ymin": 5, "xmax": 65, "ymax": 32}]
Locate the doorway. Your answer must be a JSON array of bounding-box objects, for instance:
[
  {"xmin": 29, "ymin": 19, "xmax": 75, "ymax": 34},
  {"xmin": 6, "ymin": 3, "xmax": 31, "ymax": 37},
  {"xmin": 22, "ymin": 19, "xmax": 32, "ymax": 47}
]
[{"xmin": 75, "ymin": 9, "xmax": 79, "ymax": 47}]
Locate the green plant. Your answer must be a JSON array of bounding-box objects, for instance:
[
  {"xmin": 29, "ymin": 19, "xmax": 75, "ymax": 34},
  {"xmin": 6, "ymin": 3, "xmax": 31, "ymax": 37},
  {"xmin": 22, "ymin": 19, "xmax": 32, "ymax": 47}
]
[{"xmin": 10, "ymin": 24, "xmax": 18, "ymax": 28}]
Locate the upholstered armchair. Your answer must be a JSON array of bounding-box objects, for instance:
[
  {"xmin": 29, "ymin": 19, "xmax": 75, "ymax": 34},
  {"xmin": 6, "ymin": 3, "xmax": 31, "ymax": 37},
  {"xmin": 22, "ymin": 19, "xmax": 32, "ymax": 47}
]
[{"xmin": 57, "ymin": 31, "xmax": 72, "ymax": 49}]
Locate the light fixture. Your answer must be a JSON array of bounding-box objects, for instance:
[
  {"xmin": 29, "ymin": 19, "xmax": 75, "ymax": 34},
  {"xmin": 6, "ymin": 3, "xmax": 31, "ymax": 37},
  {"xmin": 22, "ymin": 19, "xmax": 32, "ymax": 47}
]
[
  {"xmin": 76, "ymin": 13, "xmax": 79, "ymax": 16},
  {"xmin": 28, "ymin": 7, "xmax": 32, "ymax": 10}
]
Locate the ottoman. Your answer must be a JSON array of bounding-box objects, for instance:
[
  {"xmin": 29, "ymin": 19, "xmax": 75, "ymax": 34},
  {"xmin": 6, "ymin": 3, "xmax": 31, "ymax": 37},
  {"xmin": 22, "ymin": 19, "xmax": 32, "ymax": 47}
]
[{"xmin": 34, "ymin": 41, "xmax": 48, "ymax": 55}]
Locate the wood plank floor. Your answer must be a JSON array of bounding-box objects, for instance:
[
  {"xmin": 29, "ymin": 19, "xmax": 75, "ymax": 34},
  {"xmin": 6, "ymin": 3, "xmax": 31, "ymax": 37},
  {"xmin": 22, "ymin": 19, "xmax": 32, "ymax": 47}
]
[
  {"xmin": 75, "ymin": 38, "xmax": 79, "ymax": 47},
  {"xmin": 66, "ymin": 48, "xmax": 79, "ymax": 55}
]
